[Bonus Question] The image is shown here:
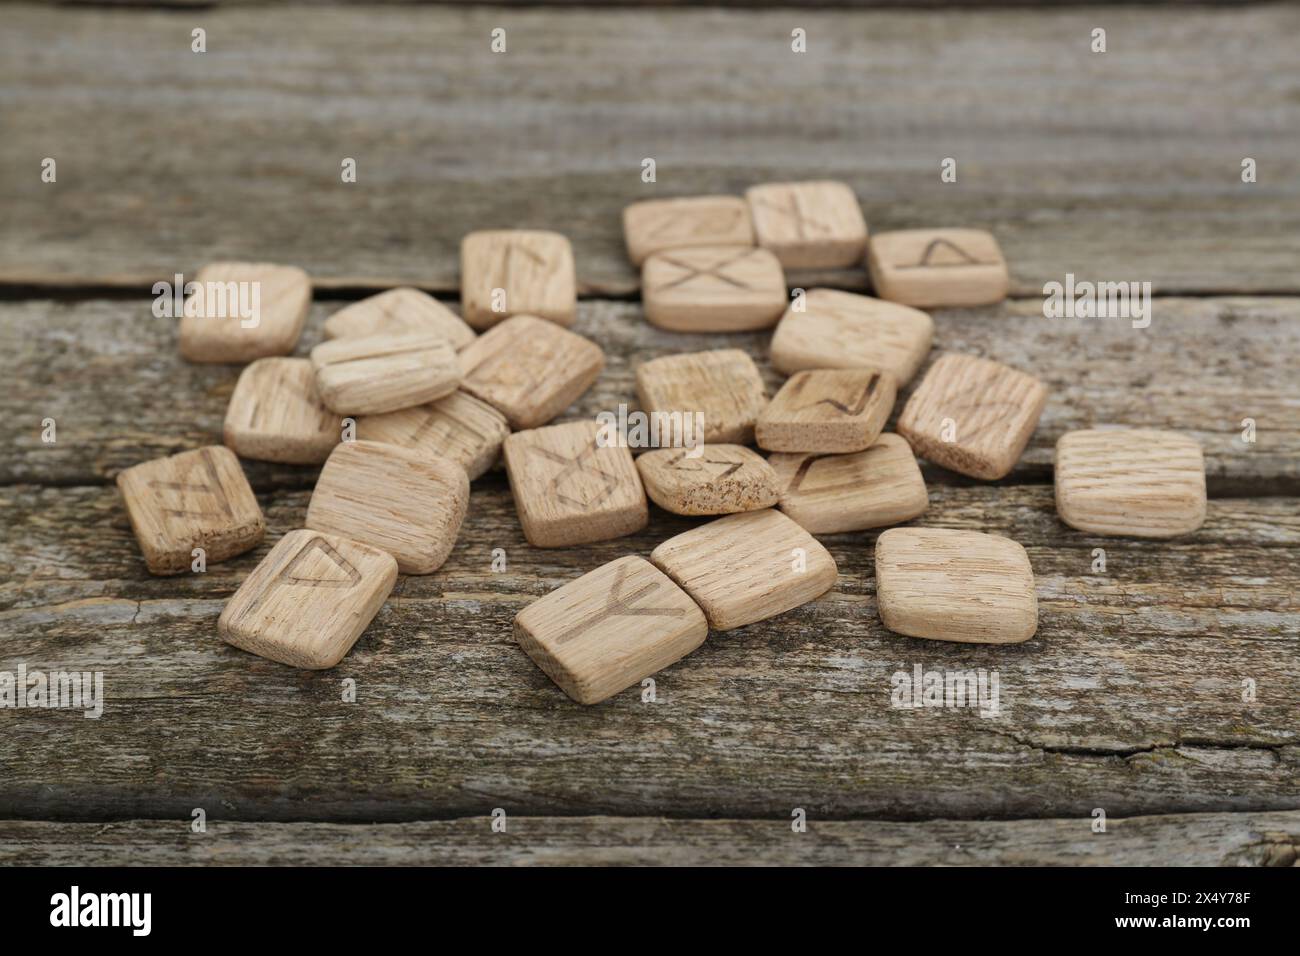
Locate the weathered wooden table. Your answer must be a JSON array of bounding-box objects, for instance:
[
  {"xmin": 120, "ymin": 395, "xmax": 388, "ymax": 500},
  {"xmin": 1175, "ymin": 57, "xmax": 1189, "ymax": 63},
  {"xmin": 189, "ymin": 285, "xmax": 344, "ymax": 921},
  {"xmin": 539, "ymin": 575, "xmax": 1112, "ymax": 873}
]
[{"xmin": 2, "ymin": 2, "xmax": 1298, "ymax": 866}]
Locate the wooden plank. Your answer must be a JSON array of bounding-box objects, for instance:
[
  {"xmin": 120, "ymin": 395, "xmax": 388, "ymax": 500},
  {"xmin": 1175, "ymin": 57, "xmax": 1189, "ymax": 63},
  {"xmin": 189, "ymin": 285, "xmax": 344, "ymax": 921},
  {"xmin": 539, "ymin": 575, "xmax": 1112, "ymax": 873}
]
[
  {"xmin": 1, "ymin": 480, "xmax": 1296, "ymax": 821},
  {"xmin": 2, "ymin": 811, "xmax": 1297, "ymax": 866},
  {"xmin": 11, "ymin": 1, "xmax": 1287, "ymax": 9},
  {"xmin": 4, "ymin": 296, "xmax": 1297, "ymax": 490},
  {"xmin": 2, "ymin": 6, "xmax": 1299, "ymax": 293}
]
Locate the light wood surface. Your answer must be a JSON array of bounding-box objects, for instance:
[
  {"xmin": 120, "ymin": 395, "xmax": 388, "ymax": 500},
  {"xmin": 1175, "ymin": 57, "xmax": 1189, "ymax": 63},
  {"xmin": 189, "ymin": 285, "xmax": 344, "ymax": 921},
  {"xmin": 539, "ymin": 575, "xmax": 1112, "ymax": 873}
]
[
  {"xmin": 622, "ymin": 196, "xmax": 755, "ymax": 266},
  {"xmin": 514, "ymin": 555, "xmax": 709, "ymax": 705},
  {"xmin": 219, "ymin": 528, "xmax": 398, "ymax": 670},
  {"xmin": 323, "ymin": 287, "xmax": 477, "ymax": 349},
  {"xmin": 897, "ymin": 353, "xmax": 1049, "ymax": 480},
  {"xmin": 223, "ymin": 358, "xmax": 343, "ymax": 465},
  {"xmin": 635, "ymin": 348, "xmax": 769, "ymax": 445},
  {"xmin": 769, "ymin": 290, "xmax": 934, "ymax": 385},
  {"xmin": 458, "ymin": 315, "xmax": 605, "ymax": 429},
  {"xmin": 116, "ymin": 445, "xmax": 264, "ymax": 575},
  {"xmin": 771, "ymin": 433, "xmax": 928, "ymax": 534},
  {"xmin": 355, "ymin": 390, "xmax": 509, "ymax": 481},
  {"xmin": 746, "ymin": 180, "xmax": 868, "ymax": 269},
  {"xmin": 867, "ymin": 229, "xmax": 1010, "ymax": 308},
  {"xmin": 305, "ymin": 440, "xmax": 469, "ymax": 574},
  {"xmin": 503, "ymin": 420, "xmax": 648, "ymax": 548},
  {"xmin": 178, "ymin": 263, "xmax": 311, "ymax": 364},
  {"xmin": 310, "ymin": 332, "xmax": 461, "ymax": 414},
  {"xmin": 756, "ymin": 368, "xmax": 896, "ymax": 453},
  {"xmin": 460, "ymin": 230, "xmax": 577, "ymax": 329},
  {"xmin": 643, "ymin": 246, "xmax": 786, "ymax": 332},
  {"xmin": 650, "ymin": 508, "xmax": 838, "ymax": 630},
  {"xmin": 875, "ymin": 527, "xmax": 1038, "ymax": 644},
  {"xmin": 636, "ymin": 444, "xmax": 780, "ymax": 516},
  {"xmin": 1055, "ymin": 428, "xmax": 1207, "ymax": 538}
]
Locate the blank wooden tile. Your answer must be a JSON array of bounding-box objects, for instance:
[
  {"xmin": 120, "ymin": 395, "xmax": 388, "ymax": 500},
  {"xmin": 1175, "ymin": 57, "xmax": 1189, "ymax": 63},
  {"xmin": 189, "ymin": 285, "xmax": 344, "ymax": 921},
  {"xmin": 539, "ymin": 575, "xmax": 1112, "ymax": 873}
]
[
  {"xmin": 636, "ymin": 444, "xmax": 780, "ymax": 516},
  {"xmin": 178, "ymin": 262, "xmax": 311, "ymax": 364},
  {"xmin": 745, "ymin": 180, "xmax": 868, "ymax": 269},
  {"xmin": 459, "ymin": 315, "xmax": 605, "ymax": 430},
  {"xmin": 356, "ymin": 390, "xmax": 509, "ymax": 481},
  {"xmin": 219, "ymin": 529, "xmax": 398, "ymax": 669},
  {"xmin": 310, "ymin": 332, "xmax": 460, "ymax": 415},
  {"xmin": 622, "ymin": 196, "xmax": 754, "ymax": 266},
  {"xmin": 514, "ymin": 556, "xmax": 708, "ymax": 704},
  {"xmin": 117, "ymin": 445, "xmax": 264, "ymax": 575},
  {"xmin": 223, "ymin": 357, "xmax": 341, "ymax": 465},
  {"xmin": 756, "ymin": 368, "xmax": 896, "ymax": 454},
  {"xmin": 323, "ymin": 287, "xmax": 476, "ymax": 349},
  {"xmin": 503, "ymin": 420, "xmax": 648, "ymax": 548},
  {"xmin": 635, "ymin": 349, "xmax": 768, "ymax": 445},
  {"xmin": 306, "ymin": 440, "xmax": 469, "ymax": 574},
  {"xmin": 643, "ymin": 246, "xmax": 786, "ymax": 332},
  {"xmin": 867, "ymin": 228, "xmax": 1010, "ymax": 308},
  {"xmin": 769, "ymin": 289, "xmax": 933, "ymax": 386},
  {"xmin": 1055, "ymin": 428, "xmax": 1206, "ymax": 538},
  {"xmin": 897, "ymin": 353, "xmax": 1048, "ymax": 480},
  {"xmin": 650, "ymin": 508, "xmax": 837, "ymax": 631},
  {"xmin": 875, "ymin": 528, "xmax": 1037, "ymax": 644},
  {"xmin": 460, "ymin": 230, "xmax": 576, "ymax": 329},
  {"xmin": 770, "ymin": 433, "xmax": 928, "ymax": 534}
]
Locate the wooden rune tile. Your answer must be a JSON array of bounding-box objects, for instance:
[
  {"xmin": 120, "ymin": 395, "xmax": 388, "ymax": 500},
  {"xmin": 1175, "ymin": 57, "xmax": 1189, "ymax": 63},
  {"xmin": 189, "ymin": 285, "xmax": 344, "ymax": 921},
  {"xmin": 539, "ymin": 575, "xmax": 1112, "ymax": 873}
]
[
  {"xmin": 355, "ymin": 390, "xmax": 509, "ymax": 481},
  {"xmin": 622, "ymin": 195, "xmax": 755, "ymax": 266},
  {"xmin": 756, "ymin": 368, "xmax": 897, "ymax": 454},
  {"xmin": 745, "ymin": 180, "xmax": 868, "ymax": 269},
  {"xmin": 310, "ymin": 332, "xmax": 461, "ymax": 415},
  {"xmin": 460, "ymin": 230, "xmax": 577, "ymax": 329},
  {"xmin": 649, "ymin": 508, "xmax": 837, "ymax": 631},
  {"xmin": 458, "ymin": 314, "xmax": 605, "ymax": 429},
  {"xmin": 503, "ymin": 420, "xmax": 648, "ymax": 548},
  {"xmin": 643, "ymin": 245, "xmax": 786, "ymax": 332},
  {"xmin": 636, "ymin": 444, "xmax": 780, "ymax": 516},
  {"xmin": 770, "ymin": 433, "xmax": 928, "ymax": 534},
  {"xmin": 867, "ymin": 228, "xmax": 1010, "ymax": 308},
  {"xmin": 1055, "ymin": 428, "xmax": 1207, "ymax": 538},
  {"xmin": 514, "ymin": 556, "xmax": 709, "ymax": 704},
  {"xmin": 305, "ymin": 440, "xmax": 469, "ymax": 574},
  {"xmin": 223, "ymin": 357, "xmax": 341, "ymax": 465},
  {"xmin": 896, "ymin": 353, "xmax": 1048, "ymax": 480},
  {"xmin": 117, "ymin": 445, "xmax": 264, "ymax": 575},
  {"xmin": 219, "ymin": 529, "xmax": 398, "ymax": 670},
  {"xmin": 635, "ymin": 348, "xmax": 768, "ymax": 445},
  {"xmin": 769, "ymin": 289, "xmax": 934, "ymax": 386},
  {"xmin": 875, "ymin": 528, "xmax": 1038, "ymax": 644},
  {"xmin": 323, "ymin": 287, "xmax": 477, "ymax": 350},
  {"xmin": 178, "ymin": 262, "xmax": 311, "ymax": 364}
]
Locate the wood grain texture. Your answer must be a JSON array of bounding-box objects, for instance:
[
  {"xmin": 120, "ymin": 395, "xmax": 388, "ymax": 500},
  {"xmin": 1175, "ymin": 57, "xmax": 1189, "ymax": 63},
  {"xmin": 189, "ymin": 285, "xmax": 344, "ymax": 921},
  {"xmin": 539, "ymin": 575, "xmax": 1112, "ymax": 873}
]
[
  {"xmin": 310, "ymin": 332, "xmax": 460, "ymax": 414},
  {"xmin": 305, "ymin": 440, "xmax": 469, "ymax": 574},
  {"xmin": 3, "ymin": 6, "xmax": 1299, "ymax": 293},
  {"xmin": 636, "ymin": 444, "xmax": 780, "ymax": 516},
  {"xmin": 2, "ymin": 810, "xmax": 1298, "ymax": 867},
  {"xmin": 3, "ymin": 296, "xmax": 1298, "ymax": 492},
  {"xmin": 0, "ymin": 481, "xmax": 1296, "ymax": 821}
]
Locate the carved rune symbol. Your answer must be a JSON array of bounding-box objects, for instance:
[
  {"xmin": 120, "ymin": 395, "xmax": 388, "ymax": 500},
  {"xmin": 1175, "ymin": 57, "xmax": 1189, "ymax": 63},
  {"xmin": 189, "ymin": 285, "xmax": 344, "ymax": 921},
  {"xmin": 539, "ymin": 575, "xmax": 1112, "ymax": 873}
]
[
  {"xmin": 552, "ymin": 562, "xmax": 687, "ymax": 645},
  {"xmin": 646, "ymin": 208, "xmax": 743, "ymax": 241},
  {"xmin": 752, "ymin": 192, "xmax": 835, "ymax": 239},
  {"xmin": 240, "ymin": 536, "xmax": 361, "ymax": 620},
  {"xmin": 653, "ymin": 250, "xmax": 757, "ymax": 293},
  {"xmin": 148, "ymin": 449, "xmax": 233, "ymax": 522},
  {"xmin": 665, "ymin": 450, "xmax": 743, "ymax": 478},
  {"xmin": 900, "ymin": 238, "xmax": 994, "ymax": 269},
  {"xmin": 502, "ymin": 242, "xmax": 548, "ymax": 284},
  {"xmin": 794, "ymin": 372, "xmax": 881, "ymax": 417},
  {"xmin": 786, "ymin": 454, "xmax": 863, "ymax": 498},
  {"xmin": 529, "ymin": 442, "xmax": 620, "ymax": 508}
]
